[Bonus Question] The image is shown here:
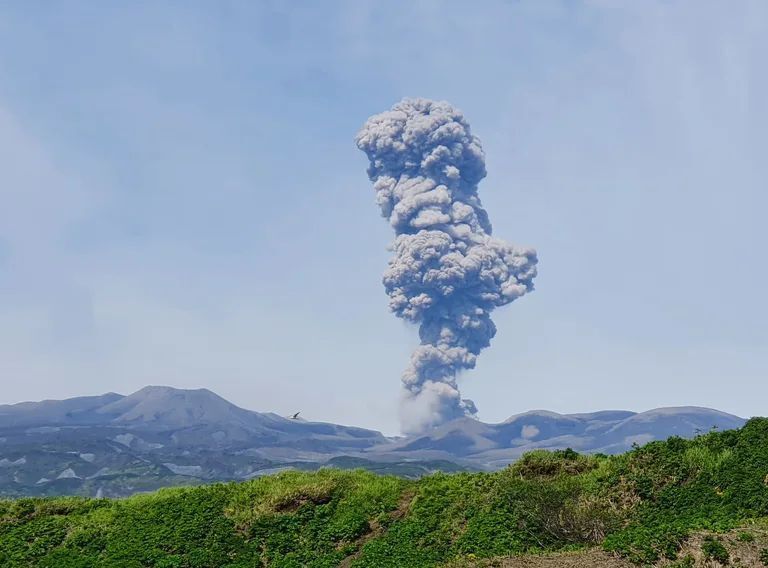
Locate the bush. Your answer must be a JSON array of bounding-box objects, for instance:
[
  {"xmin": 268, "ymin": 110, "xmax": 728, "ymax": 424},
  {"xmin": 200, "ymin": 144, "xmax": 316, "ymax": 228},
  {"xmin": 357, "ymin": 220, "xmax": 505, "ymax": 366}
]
[
  {"xmin": 510, "ymin": 449, "xmax": 600, "ymax": 479},
  {"xmin": 760, "ymin": 547, "xmax": 768, "ymax": 566},
  {"xmin": 701, "ymin": 536, "xmax": 729, "ymax": 564},
  {"xmin": 682, "ymin": 446, "xmax": 734, "ymax": 476},
  {"xmin": 518, "ymin": 477, "xmax": 624, "ymax": 545},
  {"xmin": 670, "ymin": 555, "xmax": 695, "ymax": 568}
]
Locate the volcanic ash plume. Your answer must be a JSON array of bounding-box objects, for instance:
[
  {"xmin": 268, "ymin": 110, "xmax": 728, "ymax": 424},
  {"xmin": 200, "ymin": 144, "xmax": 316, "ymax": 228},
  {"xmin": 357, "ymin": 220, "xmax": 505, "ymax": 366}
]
[{"xmin": 356, "ymin": 98, "xmax": 538, "ymax": 434}]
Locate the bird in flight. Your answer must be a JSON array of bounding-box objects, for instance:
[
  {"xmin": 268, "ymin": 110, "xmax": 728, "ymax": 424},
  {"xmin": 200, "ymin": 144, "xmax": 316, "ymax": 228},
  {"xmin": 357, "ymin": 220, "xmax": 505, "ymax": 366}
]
[{"xmin": 289, "ymin": 411, "xmax": 301, "ymax": 420}]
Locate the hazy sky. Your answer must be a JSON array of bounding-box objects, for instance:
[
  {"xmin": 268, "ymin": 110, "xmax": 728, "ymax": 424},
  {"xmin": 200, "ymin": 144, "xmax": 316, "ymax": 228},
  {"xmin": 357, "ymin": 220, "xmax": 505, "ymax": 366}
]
[{"xmin": 1, "ymin": 1, "xmax": 766, "ymax": 434}]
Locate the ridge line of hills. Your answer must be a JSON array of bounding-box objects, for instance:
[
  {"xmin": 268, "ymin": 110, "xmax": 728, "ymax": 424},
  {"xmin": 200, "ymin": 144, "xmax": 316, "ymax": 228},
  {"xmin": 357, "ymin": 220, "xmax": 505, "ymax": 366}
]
[{"xmin": 0, "ymin": 386, "xmax": 746, "ymax": 497}]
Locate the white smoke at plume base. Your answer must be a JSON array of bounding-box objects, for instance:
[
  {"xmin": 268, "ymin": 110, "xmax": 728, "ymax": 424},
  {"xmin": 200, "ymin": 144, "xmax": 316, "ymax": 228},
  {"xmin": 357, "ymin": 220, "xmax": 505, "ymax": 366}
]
[{"xmin": 356, "ymin": 98, "xmax": 538, "ymax": 434}]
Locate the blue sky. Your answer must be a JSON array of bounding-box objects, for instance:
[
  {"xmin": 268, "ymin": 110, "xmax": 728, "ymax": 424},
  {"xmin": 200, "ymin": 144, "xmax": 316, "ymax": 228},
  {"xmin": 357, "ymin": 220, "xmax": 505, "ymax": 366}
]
[{"xmin": 0, "ymin": 1, "xmax": 766, "ymax": 434}]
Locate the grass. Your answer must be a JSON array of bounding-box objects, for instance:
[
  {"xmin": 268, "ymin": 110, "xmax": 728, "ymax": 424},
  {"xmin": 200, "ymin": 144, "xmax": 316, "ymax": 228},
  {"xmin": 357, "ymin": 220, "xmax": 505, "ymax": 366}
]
[{"xmin": 1, "ymin": 418, "xmax": 768, "ymax": 567}]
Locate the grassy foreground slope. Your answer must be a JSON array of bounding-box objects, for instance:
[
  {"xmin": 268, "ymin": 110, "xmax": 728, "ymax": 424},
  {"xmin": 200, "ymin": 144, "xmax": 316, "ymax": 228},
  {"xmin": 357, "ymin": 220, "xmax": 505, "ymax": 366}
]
[{"xmin": 2, "ymin": 418, "xmax": 768, "ymax": 567}]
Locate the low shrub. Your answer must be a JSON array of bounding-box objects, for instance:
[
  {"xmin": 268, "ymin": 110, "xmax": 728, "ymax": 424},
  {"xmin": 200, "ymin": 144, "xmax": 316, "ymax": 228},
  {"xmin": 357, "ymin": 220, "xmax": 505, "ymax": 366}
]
[
  {"xmin": 701, "ymin": 536, "xmax": 729, "ymax": 564},
  {"xmin": 510, "ymin": 448, "xmax": 600, "ymax": 479},
  {"xmin": 670, "ymin": 555, "xmax": 695, "ymax": 568}
]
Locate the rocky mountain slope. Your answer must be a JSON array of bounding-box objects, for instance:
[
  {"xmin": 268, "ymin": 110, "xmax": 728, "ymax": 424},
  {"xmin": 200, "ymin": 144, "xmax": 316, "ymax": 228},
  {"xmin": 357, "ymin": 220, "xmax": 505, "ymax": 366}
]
[{"xmin": 0, "ymin": 386, "xmax": 746, "ymax": 497}]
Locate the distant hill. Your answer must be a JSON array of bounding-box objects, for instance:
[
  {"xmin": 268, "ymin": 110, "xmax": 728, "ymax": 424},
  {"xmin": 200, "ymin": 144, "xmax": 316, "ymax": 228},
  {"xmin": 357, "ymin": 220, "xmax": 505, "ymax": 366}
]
[
  {"xmin": 3, "ymin": 418, "xmax": 768, "ymax": 567},
  {"xmin": 0, "ymin": 386, "xmax": 746, "ymax": 497},
  {"xmin": 375, "ymin": 406, "xmax": 746, "ymax": 468}
]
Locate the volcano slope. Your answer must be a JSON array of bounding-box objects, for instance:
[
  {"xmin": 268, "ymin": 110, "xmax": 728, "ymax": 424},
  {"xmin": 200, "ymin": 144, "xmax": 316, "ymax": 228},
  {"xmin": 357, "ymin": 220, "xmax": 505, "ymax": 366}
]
[{"xmin": 2, "ymin": 418, "xmax": 768, "ymax": 567}]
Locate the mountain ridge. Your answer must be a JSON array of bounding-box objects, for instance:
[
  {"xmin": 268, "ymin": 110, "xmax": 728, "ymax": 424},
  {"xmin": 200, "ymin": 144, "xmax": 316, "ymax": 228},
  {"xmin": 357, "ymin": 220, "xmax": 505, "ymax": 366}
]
[{"xmin": 0, "ymin": 386, "xmax": 747, "ymax": 497}]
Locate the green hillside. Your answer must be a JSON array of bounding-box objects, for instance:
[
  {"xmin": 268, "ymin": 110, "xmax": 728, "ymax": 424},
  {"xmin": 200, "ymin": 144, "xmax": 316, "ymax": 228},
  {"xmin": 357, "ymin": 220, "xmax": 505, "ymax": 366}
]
[{"xmin": 2, "ymin": 418, "xmax": 768, "ymax": 567}]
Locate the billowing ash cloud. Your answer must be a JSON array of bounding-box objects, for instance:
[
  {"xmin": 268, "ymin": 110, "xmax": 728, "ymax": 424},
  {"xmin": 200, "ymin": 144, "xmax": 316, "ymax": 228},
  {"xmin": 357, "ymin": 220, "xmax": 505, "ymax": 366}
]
[{"xmin": 356, "ymin": 98, "xmax": 538, "ymax": 433}]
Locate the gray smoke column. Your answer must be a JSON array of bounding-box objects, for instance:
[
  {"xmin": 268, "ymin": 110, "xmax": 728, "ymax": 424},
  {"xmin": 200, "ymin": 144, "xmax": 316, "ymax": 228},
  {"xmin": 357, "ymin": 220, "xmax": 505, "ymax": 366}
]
[{"xmin": 356, "ymin": 98, "xmax": 538, "ymax": 433}]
